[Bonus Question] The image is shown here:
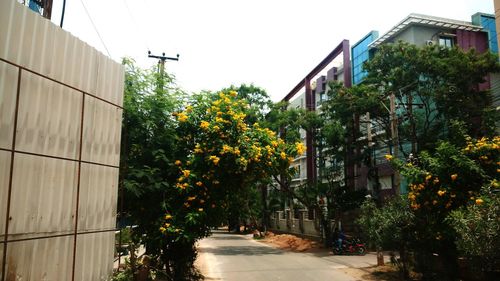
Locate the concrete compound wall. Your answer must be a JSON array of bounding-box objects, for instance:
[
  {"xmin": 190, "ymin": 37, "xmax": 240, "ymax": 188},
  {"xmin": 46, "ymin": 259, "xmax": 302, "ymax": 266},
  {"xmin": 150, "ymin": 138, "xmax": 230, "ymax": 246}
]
[
  {"xmin": 269, "ymin": 211, "xmax": 322, "ymax": 239},
  {"xmin": 0, "ymin": 1, "xmax": 124, "ymax": 280},
  {"xmin": 269, "ymin": 210, "xmax": 362, "ymax": 240}
]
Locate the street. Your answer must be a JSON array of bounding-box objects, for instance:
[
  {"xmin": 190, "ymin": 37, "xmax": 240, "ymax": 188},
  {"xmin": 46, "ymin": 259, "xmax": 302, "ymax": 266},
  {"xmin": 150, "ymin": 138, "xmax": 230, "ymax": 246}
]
[{"xmin": 197, "ymin": 231, "xmax": 383, "ymax": 281}]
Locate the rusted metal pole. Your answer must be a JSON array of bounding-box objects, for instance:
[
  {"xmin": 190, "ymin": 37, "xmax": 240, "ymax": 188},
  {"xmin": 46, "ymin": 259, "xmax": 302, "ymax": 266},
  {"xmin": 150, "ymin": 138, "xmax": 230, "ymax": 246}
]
[
  {"xmin": 42, "ymin": 0, "xmax": 53, "ymax": 19},
  {"xmin": 389, "ymin": 93, "xmax": 400, "ymax": 195}
]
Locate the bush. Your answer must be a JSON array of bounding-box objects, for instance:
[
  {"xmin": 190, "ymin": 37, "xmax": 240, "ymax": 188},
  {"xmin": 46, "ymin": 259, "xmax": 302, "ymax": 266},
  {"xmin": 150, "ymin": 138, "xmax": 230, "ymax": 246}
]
[
  {"xmin": 447, "ymin": 186, "xmax": 500, "ymax": 277},
  {"xmin": 357, "ymin": 196, "xmax": 415, "ymax": 278},
  {"xmin": 387, "ymin": 136, "xmax": 500, "ymax": 280}
]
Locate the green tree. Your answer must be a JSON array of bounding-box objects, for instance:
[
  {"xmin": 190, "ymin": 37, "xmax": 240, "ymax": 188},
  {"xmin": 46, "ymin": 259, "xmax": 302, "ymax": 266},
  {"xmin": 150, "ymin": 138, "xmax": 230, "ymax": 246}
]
[
  {"xmin": 120, "ymin": 60, "xmax": 300, "ymax": 279},
  {"xmin": 263, "ymin": 97, "xmax": 366, "ymax": 246},
  {"xmin": 363, "ymin": 42, "xmax": 499, "ymax": 153},
  {"xmin": 220, "ymin": 84, "xmax": 272, "ymax": 232},
  {"xmin": 447, "ymin": 186, "xmax": 500, "ymax": 278},
  {"xmin": 223, "ymin": 83, "xmax": 272, "ymax": 124},
  {"xmin": 389, "ymin": 136, "xmax": 500, "ymax": 280},
  {"xmin": 119, "ymin": 58, "xmax": 187, "ymax": 279},
  {"xmin": 357, "ymin": 196, "xmax": 414, "ymax": 278},
  {"xmin": 328, "ymin": 42, "xmax": 499, "ymax": 279},
  {"xmin": 159, "ymin": 90, "xmax": 302, "ymax": 279}
]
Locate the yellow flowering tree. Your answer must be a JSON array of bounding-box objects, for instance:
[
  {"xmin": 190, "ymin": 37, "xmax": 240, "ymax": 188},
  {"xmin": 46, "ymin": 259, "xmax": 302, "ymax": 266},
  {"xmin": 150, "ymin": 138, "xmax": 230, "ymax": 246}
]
[
  {"xmin": 162, "ymin": 90, "xmax": 301, "ymax": 278},
  {"xmin": 388, "ymin": 136, "xmax": 499, "ymax": 279}
]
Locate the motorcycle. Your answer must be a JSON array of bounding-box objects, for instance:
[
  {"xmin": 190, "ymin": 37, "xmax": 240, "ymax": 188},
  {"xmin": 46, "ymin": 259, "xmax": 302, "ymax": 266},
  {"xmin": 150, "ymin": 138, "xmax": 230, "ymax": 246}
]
[{"xmin": 333, "ymin": 237, "xmax": 366, "ymax": 255}]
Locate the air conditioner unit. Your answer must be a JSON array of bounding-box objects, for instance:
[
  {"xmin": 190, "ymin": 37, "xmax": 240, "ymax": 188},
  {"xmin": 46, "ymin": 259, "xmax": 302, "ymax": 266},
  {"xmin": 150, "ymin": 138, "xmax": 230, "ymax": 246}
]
[{"xmin": 425, "ymin": 40, "xmax": 434, "ymax": 46}]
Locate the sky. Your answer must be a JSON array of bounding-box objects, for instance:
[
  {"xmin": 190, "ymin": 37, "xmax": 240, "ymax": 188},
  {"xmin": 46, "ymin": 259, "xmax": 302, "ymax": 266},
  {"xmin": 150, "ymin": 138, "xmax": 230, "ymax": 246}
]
[{"xmin": 43, "ymin": 0, "xmax": 495, "ymax": 101}]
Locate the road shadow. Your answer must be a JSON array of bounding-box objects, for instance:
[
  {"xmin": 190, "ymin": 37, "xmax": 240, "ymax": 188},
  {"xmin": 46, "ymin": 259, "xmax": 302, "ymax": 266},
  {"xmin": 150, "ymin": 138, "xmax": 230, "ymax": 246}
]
[
  {"xmin": 208, "ymin": 235, "xmax": 249, "ymax": 240},
  {"xmin": 199, "ymin": 245, "xmax": 285, "ymax": 256}
]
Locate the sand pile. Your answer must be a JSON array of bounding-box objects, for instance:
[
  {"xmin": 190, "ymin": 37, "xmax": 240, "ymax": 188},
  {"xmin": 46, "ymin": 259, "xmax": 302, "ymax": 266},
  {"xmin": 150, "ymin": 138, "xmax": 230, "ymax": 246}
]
[{"xmin": 261, "ymin": 231, "xmax": 319, "ymax": 252}]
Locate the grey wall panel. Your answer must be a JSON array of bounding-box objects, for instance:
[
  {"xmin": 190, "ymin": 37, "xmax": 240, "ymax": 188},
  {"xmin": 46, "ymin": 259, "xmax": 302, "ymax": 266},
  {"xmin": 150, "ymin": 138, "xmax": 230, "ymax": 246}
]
[
  {"xmin": 9, "ymin": 154, "xmax": 78, "ymax": 240},
  {"xmin": 0, "ymin": 1, "xmax": 124, "ymax": 279},
  {"xmin": 74, "ymin": 232, "xmax": 114, "ymax": 281},
  {"xmin": 0, "ymin": 1, "xmax": 122, "ymax": 106},
  {"xmin": 78, "ymin": 164, "xmax": 119, "ymax": 231},
  {"xmin": 0, "ymin": 151, "xmax": 11, "ymax": 237},
  {"xmin": 15, "ymin": 72, "xmax": 82, "ymax": 160},
  {"xmin": 4, "ymin": 236, "xmax": 73, "ymax": 281},
  {"xmin": 0, "ymin": 61, "xmax": 18, "ymax": 150},
  {"xmin": 82, "ymin": 97, "xmax": 122, "ymax": 167}
]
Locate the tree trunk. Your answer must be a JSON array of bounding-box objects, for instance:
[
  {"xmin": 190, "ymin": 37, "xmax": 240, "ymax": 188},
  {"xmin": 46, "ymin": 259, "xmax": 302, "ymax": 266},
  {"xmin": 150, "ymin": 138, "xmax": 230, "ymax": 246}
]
[
  {"xmin": 377, "ymin": 247, "xmax": 385, "ymax": 266},
  {"xmin": 321, "ymin": 216, "xmax": 332, "ymax": 248},
  {"xmin": 261, "ymin": 184, "xmax": 269, "ymax": 231}
]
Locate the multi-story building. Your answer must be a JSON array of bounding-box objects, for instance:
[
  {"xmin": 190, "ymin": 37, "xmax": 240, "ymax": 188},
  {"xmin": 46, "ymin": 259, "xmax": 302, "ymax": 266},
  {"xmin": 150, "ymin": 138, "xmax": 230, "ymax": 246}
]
[
  {"xmin": 355, "ymin": 13, "xmax": 497, "ymax": 196},
  {"xmin": 271, "ymin": 41, "xmax": 350, "ymax": 224},
  {"xmin": 282, "ymin": 40, "xmax": 351, "ymax": 190},
  {"xmin": 271, "ymin": 11, "xmax": 498, "ymax": 237}
]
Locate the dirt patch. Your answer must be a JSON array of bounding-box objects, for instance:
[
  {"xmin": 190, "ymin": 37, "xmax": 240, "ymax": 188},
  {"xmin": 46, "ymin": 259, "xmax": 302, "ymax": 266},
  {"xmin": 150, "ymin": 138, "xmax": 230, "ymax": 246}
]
[
  {"xmin": 258, "ymin": 231, "xmax": 322, "ymax": 252},
  {"xmin": 341, "ymin": 266, "xmax": 398, "ymax": 281},
  {"xmin": 341, "ymin": 265, "xmax": 421, "ymax": 281}
]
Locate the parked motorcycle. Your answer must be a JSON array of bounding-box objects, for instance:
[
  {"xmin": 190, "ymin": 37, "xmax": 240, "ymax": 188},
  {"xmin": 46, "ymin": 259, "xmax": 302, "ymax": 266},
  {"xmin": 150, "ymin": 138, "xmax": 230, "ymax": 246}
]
[{"xmin": 333, "ymin": 237, "xmax": 366, "ymax": 255}]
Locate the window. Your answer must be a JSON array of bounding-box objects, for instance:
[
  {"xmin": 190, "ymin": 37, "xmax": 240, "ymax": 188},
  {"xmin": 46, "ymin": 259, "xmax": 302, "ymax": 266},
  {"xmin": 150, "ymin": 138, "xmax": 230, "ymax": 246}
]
[
  {"xmin": 439, "ymin": 37, "xmax": 454, "ymax": 48},
  {"xmin": 307, "ymin": 208, "xmax": 315, "ymax": 220},
  {"xmin": 291, "ymin": 165, "xmax": 301, "ymax": 179}
]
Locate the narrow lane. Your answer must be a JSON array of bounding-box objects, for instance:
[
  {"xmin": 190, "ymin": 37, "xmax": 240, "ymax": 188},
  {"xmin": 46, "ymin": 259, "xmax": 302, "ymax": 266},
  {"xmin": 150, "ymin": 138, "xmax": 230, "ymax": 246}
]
[{"xmin": 197, "ymin": 231, "xmax": 357, "ymax": 281}]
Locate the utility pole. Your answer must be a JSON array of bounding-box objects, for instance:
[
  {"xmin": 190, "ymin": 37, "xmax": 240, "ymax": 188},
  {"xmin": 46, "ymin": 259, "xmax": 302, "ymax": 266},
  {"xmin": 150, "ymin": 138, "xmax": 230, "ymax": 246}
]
[
  {"xmin": 147, "ymin": 51, "xmax": 179, "ymax": 91},
  {"xmin": 147, "ymin": 51, "xmax": 179, "ymax": 76},
  {"xmin": 389, "ymin": 93, "xmax": 400, "ymax": 195}
]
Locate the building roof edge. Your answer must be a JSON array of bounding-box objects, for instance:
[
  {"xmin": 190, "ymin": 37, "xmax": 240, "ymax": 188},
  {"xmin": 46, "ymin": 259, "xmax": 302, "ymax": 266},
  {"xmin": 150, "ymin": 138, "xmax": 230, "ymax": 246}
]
[{"xmin": 369, "ymin": 13, "xmax": 483, "ymax": 49}]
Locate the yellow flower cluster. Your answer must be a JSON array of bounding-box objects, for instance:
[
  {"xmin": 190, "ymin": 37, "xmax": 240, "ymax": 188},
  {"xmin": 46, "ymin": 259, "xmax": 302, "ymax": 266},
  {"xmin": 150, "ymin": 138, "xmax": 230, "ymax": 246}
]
[
  {"xmin": 194, "ymin": 143, "xmax": 203, "ymax": 154},
  {"xmin": 296, "ymin": 142, "xmax": 305, "ymax": 155},
  {"xmin": 280, "ymin": 151, "xmax": 287, "ymax": 160},
  {"xmin": 464, "ymin": 136, "xmax": 500, "ymax": 153},
  {"xmin": 209, "ymin": 155, "xmax": 220, "ymax": 165},
  {"xmin": 175, "ymin": 182, "xmax": 189, "ymax": 190},
  {"xmin": 220, "ymin": 144, "xmax": 237, "ymax": 155},
  {"xmin": 177, "ymin": 112, "xmax": 188, "ymax": 122},
  {"xmin": 200, "ymin": 121, "xmax": 209, "ymax": 130},
  {"xmin": 160, "ymin": 212, "xmax": 181, "ymax": 234},
  {"xmin": 238, "ymin": 157, "xmax": 248, "ymax": 169}
]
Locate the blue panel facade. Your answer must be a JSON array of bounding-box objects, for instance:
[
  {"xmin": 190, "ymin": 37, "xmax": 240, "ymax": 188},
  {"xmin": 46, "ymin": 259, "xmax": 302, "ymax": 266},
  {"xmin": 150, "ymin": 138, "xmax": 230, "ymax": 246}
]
[
  {"xmin": 28, "ymin": 0, "xmax": 42, "ymax": 14},
  {"xmin": 351, "ymin": 31, "xmax": 379, "ymax": 85},
  {"xmin": 472, "ymin": 13, "xmax": 498, "ymax": 54}
]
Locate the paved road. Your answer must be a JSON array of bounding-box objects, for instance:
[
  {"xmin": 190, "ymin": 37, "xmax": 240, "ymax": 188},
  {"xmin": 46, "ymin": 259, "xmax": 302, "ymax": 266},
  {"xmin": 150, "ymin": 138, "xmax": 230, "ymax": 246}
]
[{"xmin": 197, "ymin": 231, "xmax": 382, "ymax": 281}]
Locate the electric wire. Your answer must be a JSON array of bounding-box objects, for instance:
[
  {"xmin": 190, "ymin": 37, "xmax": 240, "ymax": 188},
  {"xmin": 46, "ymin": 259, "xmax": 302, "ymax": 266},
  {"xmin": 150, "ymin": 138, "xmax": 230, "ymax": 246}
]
[
  {"xmin": 79, "ymin": 0, "xmax": 112, "ymax": 57},
  {"xmin": 122, "ymin": 0, "xmax": 150, "ymax": 52},
  {"xmin": 60, "ymin": 0, "xmax": 67, "ymax": 27}
]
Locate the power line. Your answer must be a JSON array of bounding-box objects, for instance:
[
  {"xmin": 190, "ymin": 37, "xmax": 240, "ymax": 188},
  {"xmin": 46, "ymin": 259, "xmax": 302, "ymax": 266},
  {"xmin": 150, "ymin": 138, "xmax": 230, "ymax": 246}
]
[
  {"xmin": 122, "ymin": 0, "xmax": 150, "ymax": 51},
  {"xmin": 79, "ymin": 0, "xmax": 111, "ymax": 57},
  {"xmin": 60, "ymin": 0, "xmax": 66, "ymax": 27}
]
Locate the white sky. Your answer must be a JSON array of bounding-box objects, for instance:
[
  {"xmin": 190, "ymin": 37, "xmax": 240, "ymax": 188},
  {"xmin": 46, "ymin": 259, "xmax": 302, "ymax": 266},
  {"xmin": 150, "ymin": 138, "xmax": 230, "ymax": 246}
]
[{"xmin": 45, "ymin": 0, "xmax": 494, "ymax": 101}]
